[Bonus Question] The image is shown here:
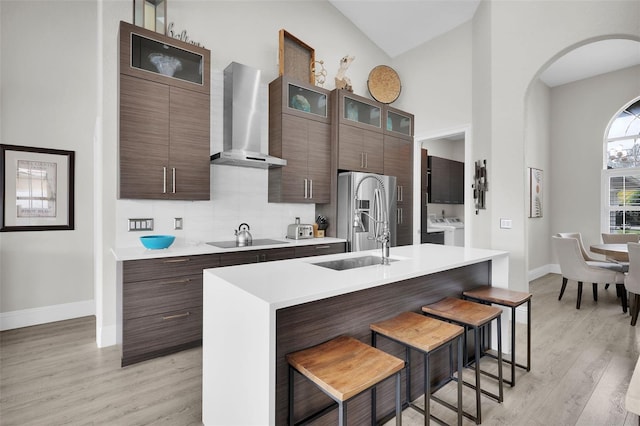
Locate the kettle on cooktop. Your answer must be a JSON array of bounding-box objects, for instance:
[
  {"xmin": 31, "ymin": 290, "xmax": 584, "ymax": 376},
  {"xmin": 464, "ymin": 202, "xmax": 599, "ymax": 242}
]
[{"xmin": 234, "ymin": 223, "xmax": 253, "ymax": 246}]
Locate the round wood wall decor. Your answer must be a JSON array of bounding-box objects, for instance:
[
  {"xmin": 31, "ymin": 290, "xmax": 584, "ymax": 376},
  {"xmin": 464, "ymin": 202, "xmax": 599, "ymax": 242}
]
[{"xmin": 367, "ymin": 65, "xmax": 401, "ymax": 104}]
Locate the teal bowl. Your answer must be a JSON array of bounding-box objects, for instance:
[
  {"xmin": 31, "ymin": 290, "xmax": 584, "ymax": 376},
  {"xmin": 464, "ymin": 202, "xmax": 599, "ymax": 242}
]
[{"xmin": 140, "ymin": 235, "xmax": 175, "ymax": 250}]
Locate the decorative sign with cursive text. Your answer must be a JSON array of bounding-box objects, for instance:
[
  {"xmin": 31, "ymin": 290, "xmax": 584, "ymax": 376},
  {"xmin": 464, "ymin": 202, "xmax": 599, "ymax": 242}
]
[{"xmin": 167, "ymin": 22, "xmax": 204, "ymax": 48}]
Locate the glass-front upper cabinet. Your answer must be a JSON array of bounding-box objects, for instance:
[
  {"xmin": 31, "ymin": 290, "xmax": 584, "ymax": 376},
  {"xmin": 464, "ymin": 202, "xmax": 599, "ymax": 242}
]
[
  {"xmin": 385, "ymin": 109, "xmax": 413, "ymax": 137},
  {"xmin": 131, "ymin": 33, "xmax": 204, "ymax": 84},
  {"xmin": 287, "ymin": 82, "xmax": 328, "ymax": 119},
  {"xmin": 119, "ymin": 21, "xmax": 210, "ymax": 94},
  {"xmin": 342, "ymin": 94, "xmax": 381, "ymax": 128}
]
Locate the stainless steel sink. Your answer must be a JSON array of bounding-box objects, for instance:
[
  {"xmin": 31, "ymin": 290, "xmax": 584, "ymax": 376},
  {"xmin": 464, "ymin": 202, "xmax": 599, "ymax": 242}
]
[{"xmin": 312, "ymin": 255, "xmax": 397, "ymax": 271}]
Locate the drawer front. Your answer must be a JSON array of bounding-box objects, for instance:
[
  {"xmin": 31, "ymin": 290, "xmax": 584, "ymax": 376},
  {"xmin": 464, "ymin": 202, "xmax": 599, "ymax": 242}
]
[
  {"xmin": 123, "ymin": 273, "xmax": 203, "ymax": 320},
  {"xmin": 295, "ymin": 243, "xmax": 346, "ymax": 258},
  {"xmin": 219, "ymin": 247, "xmax": 296, "ymax": 267},
  {"xmin": 123, "ymin": 254, "xmax": 219, "ymax": 282},
  {"xmin": 123, "ymin": 306, "xmax": 202, "ymax": 360}
]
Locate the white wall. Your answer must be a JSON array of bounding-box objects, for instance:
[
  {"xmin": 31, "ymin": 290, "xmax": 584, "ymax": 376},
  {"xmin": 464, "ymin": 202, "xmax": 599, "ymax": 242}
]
[
  {"xmin": 392, "ymin": 22, "xmax": 472, "ymax": 135},
  {"xmin": 549, "ymin": 65, "xmax": 640, "ymax": 256},
  {"xmin": 0, "ymin": 1, "xmax": 97, "ymax": 328},
  {"xmin": 472, "ymin": 0, "xmax": 640, "ymax": 292},
  {"xmin": 525, "ymin": 79, "xmax": 551, "ymax": 277}
]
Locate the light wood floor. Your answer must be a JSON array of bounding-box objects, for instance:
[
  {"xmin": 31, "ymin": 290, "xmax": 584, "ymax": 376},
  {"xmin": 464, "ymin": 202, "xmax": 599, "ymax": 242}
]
[{"xmin": 1, "ymin": 273, "xmax": 639, "ymax": 425}]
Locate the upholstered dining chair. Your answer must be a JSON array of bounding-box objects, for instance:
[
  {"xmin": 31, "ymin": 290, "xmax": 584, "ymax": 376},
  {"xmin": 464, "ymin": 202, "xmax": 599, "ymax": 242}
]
[
  {"xmin": 557, "ymin": 232, "xmax": 626, "ymax": 290},
  {"xmin": 624, "ymin": 242, "xmax": 640, "ymax": 326},
  {"xmin": 552, "ymin": 236, "xmax": 624, "ymax": 309},
  {"xmin": 556, "ymin": 232, "xmax": 598, "ymax": 261}
]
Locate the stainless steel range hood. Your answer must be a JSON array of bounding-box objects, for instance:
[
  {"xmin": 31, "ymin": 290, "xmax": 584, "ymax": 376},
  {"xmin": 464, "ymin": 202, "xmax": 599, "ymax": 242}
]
[{"xmin": 210, "ymin": 62, "xmax": 286, "ymax": 169}]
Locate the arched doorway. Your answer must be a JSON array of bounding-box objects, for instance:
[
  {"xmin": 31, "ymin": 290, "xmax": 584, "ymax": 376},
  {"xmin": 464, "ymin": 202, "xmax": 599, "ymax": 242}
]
[{"xmin": 524, "ymin": 37, "xmax": 640, "ymax": 281}]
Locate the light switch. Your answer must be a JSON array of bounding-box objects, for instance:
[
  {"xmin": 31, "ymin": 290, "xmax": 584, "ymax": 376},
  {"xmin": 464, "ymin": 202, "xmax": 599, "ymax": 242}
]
[
  {"xmin": 500, "ymin": 218, "xmax": 512, "ymax": 229},
  {"xmin": 174, "ymin": 217, "xmax": 183, "ymax": 230}
]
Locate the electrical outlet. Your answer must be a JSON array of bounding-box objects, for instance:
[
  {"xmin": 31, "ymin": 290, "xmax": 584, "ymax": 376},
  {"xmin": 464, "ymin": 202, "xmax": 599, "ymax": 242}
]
[
  {"xmin": 174, "ymin": 217, "xmax": 183, "ymax": 230},
  {"xmin": 500, "ymin": 218, "xmax": 513, "ymax": 229},
  {"xmin": 128, "ymin": 218, "xmax": 154, "ymax": 231}
]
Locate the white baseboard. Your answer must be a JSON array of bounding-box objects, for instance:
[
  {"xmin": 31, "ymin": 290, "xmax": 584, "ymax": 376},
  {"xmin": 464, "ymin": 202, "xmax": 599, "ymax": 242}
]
[
  {"xmin": 528, "ymin": 263, "xmax": 557, "ymax": 282},
  {"xmin": 0, "ymin": 300, "xmax": 95, "ymax": 331}
]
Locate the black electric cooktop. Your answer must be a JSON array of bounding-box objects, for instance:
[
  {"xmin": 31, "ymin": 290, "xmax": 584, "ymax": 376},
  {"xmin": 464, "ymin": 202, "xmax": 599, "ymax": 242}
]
[{"xmin": 206, "ymin": 238, "xmax": 289, "ymax": 249}]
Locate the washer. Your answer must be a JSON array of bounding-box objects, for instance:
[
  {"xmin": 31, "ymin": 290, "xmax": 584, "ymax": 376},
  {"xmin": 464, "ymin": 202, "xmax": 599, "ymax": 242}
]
[
  {"xmin": 444, "ymin": 217, "xmax": 464, "ymax": 247},
  {"xmin": 427, "ymin": 214, "xmax": 455, "ymax": 246}
]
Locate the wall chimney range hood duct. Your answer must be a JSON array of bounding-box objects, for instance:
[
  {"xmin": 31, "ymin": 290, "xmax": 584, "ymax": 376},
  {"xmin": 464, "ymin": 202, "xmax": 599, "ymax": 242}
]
[{"xmin": 210, "ymin": 62, "xmax": 286, "ymax": 169}]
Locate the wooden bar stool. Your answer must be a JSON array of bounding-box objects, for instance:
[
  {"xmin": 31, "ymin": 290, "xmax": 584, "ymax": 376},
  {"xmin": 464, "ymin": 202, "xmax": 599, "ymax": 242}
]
[
  {"xmin": 422, "ymin": 297, "xmax": 504, "ymax": 425},
  {"xmin": 286, "ymin": 335, "xmax": 404, "ymax": 426},
  {"xmin": 463, "ymin": 287, "xmax": 532, "ymax": 387},
  {"xmin": 370, "ymin": 312, "xmax": 464, "ymax": 426}
]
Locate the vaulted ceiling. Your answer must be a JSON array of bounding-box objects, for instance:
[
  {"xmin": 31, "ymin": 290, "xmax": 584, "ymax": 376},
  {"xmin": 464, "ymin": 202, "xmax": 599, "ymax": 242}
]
[{"xmin": 328, "ymin": 0, "xmax": 640, "ymax": 87}]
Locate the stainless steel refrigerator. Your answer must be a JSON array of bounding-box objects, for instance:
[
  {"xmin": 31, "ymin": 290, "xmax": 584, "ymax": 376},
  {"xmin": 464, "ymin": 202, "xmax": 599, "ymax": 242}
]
[{"xmin": 337, "ymin": 172, "xmax": 397, "ymax": 252}]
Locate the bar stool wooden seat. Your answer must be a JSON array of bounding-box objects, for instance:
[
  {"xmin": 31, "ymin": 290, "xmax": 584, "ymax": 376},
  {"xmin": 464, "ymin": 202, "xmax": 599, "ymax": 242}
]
[
  {"xmin": 286, "ymin": 335, "xmax": 404, "ymax": 426},
  {"xmin": 422, "ymin": 297, "xmax": 504, "ymax": 424},
  {"xmin": 370, "ymin": 312, "xmax": 465, "ymax": 426},
  {"xmin": 463, "ymin": 287, "xmax": 532, "ymax": 387}
]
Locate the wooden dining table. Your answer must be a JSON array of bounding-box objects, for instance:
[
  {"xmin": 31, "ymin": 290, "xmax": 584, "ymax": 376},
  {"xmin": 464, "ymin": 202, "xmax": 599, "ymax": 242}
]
[{"xmin": 590, "ymin": 243, "xmax": 629, "ymax": 262}]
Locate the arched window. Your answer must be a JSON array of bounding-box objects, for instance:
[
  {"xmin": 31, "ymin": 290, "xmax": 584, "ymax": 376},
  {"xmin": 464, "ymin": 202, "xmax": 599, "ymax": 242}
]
[{"xmin": 604, "ymin": 98, "xmax": 640, "ymax": 233}]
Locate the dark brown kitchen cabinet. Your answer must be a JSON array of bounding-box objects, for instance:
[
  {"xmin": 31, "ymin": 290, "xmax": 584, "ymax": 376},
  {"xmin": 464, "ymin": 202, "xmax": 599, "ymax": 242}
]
[
  {"xmin": 384, "ymin": 134, "xmax": 413, "ymax": 246},
  {"xmin": 421, "ymin": 149, "xmax": 429, "ymax": 232},
  {"xmin": 294, "ymin": 242, "xmax": 346, "ymax": 258},
  {"xmin": 118, "ymin": 21, "xmax": 210, "ymax": 201},
  {"xmin": 121, "ymin": 254, "xmax": 220, "ymax": 366},
  {"xmin": 335, "ymin": 90, "xmax": 384, "ymax": 173},
  {"xmin": 269, "ymin": 76, "xmax": 331, "ymax": 203},
  {"xmin": 428, "ymin": 155, "xmax": 464, "ymax": 204},
  {"xmin": 219, "ymin": 247, "xmax": 296, "ymax": 267}
]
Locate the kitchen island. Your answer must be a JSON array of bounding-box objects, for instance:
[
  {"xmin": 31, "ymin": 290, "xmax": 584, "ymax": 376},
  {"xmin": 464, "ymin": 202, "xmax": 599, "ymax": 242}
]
[{"xmin": 202, "ymin": 243, "xmax": 508, "ymax": 425}]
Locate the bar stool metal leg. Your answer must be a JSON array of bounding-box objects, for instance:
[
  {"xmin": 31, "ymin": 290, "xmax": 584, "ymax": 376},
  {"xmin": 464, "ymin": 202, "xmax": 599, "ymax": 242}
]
[
  {"xmin": 289, "ymin": 365, "xmax": 294, "ymax": 426},
  {"xmin": 457, "ymin": 334, "xmax": 463, "ymax": 426},
  {"xmin": 424, "ymin": 352, "xmax": 430, "ymax": 426},
  {"xmin": 474, "ymin": 326, "xmax": 482, "ymax": 424}
]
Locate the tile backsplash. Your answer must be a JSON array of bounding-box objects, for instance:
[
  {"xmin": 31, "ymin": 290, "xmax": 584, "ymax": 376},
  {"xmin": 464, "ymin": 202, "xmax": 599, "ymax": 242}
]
[{"xmin": 116, "ymin": 165, "xmax": 316, "ymax": 247}]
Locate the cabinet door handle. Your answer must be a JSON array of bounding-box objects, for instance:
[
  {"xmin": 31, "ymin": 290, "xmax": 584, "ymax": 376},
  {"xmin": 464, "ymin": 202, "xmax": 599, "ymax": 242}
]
[
  {"xmin": 163, "ymin": 278, "xmax": 191, "ymax": 285},
  {"xmin": 163, "ymin": 167, "xmax": 167, "ymax": 194},
  {"xmin": 162, "ymin": 258, "xmax": 190, "ymax": 263},
  {"xmin": 162, "ymin": 312, "xmax": 191, "ymax": 320},
  {"xmin": 304, "ymin": 178, "xmax": 308, "ymax": 199},
  {"xmin": 365, "ymin": 152, "xmax": 368, "ymax": 169},
  {"xmin": 309, "ymin": 179, "xmax": 313, "ymax": 199},
  {"xmin": 315, "ymin": 245, "xmax": 331, "ymax": 250},
  {"xmin": 400, "ymin": 186, "xmax": 404, "ymax": 202},
  {"xmin": 360, "ymin": 153, "xmax": 364, "ymax": 168},
  {"xmin": 172, "ymin": 168, "xmax": 176, "ymax": 194}
]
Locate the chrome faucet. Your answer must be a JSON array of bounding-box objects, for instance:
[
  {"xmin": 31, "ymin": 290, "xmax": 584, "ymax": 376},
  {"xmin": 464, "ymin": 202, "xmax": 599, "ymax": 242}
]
[{"xmin": 352, "ymin": 175, "xmax": 391, "ymax": 265}]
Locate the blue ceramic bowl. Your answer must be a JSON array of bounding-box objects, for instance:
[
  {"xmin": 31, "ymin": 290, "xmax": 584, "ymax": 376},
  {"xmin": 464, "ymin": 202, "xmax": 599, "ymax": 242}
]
[{"xmin": 140, "ymin": 235, "xmax": 175, "ymax": 250}]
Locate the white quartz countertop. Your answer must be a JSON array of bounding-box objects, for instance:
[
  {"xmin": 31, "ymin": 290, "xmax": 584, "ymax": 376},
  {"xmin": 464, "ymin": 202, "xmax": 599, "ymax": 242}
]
[
  {"xmin": 111, "ymin": 237, "xmax": 346, "ymax": 261},
  {"xmin": 204, "ymin": 243, "xmax": 508, "ymax": 310}
]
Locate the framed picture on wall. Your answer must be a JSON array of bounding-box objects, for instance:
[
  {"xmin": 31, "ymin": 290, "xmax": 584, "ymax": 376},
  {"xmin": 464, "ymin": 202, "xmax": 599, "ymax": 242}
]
[
  {"xmin": 1, "ymin": 144, "xmax": 75, "ymax": 232},
  {"xmin": 529, "ymin": 167, "xmax": 543, "ymax": 218}
]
